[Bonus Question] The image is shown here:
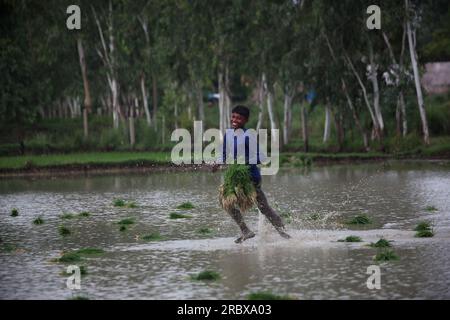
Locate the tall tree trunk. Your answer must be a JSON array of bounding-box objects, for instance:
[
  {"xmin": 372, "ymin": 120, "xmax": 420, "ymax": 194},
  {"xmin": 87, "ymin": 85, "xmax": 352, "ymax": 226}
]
[
  {"xmin": 256, "ymin": 73, "xmax": 266, "ymax": 130},
  {"xmin": 140, "ymin": 73, "xmax": 152, "ymax": 126},
  {"xmin": 267, "ymin": 84, "xmax": 277, "ymax": 130},
  {"xmin": 323, "ymin": 102, "xmax": 332, "ymax": 143},
  {"xmin": 334, "ymin": 110, "xmax": 345, "ymax": 152},
  {"xmin": 218, "ymin": 64, "xmax": 232, "ymax": 133},
  {"xmin": 152, "ymin": 74, "xmax": 158, "ymax": 121},
  {"xmin": 405, "ymin": 0, "xmax": 430, "ymax": 144},
  {"xmin": 301, "ymin": 104, "xmax": 308, "ymax": 152},
  {"xmin": 368, "ymin": 39, "xmax": 384, "ymax": 136},
  {"xmin": 77, "ymin": 37, "xmax": 91, "ymax": 139},
  {"xmin": 129, "ymin": 97, "xmax": 136, "ymax": 148},
  {"xmin": 283, "ymin": 89, "xmax": 293, "ymax": 145},
  {"xmin": 343, "ymin": 83, "xmax": 369, "ymax": 151}
]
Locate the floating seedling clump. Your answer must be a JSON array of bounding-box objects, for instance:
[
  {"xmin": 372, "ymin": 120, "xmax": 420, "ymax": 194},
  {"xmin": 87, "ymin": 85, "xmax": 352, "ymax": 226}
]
[
  {"xmin": 10, "ymin": 209, "xmax": 19, "ymax": 217},
  {"xmin": 113, "ymin": 199, "xmax": 138, "ymax": 208},
  {"xmin": 219, "ymin": 164, "xmax": 256, "ymax": 213},
  {"xmin": 374, "ymin": 249, "xmax": 399, "ymax": 262},
  {"xmin": 425, "ymin": 206, "xmax": 438, "ymax": 212},
  {"xmin": 117, "ymin": 218, "xmax": 135, "ymax": 225},
  {"xmin": 169, "ymin": 212, "xmax": 192, "ymax": 219},
  {"xmin": 346, "ymin": 215, "xmax": 372, "ymax": 225},
  {"xmin": 33, "ymin": 216, "xmax": 45, "ymax": 225},
  {"xmin": 370, "ymin": 238, "xmax": 392, "ymax": 248},
  {"xmin": 60, "ymin": 213, "xmax": 74, "ymax": 220},
  {"xmin": 177, "ymin": 202, "xmax": 195, "ymax": 210},
  {"xmin": 338, "ymin": 236, "xmax": 362, "ymax": 243},
  {"xmin": 414, "ymin": 221, "xmax": 434, "ymax": 238},
  {"xmin": 190, "ymin": 270, "xmax": 221, "ymax": 281},
  {"xmin": 78, "ymin": 212, "xmax": 91, "ymax": 218},
  {"xmin": 247, "ymin": 291, "xmax": 293, "ymax": 300},
  {"xmin": 142, "ymin": 233, "xmax": 163, "ymax": 241},
  {"xmin": 59, "ymin": 226, "xmax": 71, "ymax": 237},
  {"xmin": 119, "ymin": 225, "xmax": 127, "ymax": 232},
  {"xmin": 197, "ymin": 228, "xmax": 213, "ymax": 235}
]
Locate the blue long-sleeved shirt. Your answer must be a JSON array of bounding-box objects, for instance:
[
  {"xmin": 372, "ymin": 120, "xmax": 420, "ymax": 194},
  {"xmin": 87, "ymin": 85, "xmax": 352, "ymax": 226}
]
[{"xmin": 218, "ymin": 128, "xmax": 264, "ymax": 184}]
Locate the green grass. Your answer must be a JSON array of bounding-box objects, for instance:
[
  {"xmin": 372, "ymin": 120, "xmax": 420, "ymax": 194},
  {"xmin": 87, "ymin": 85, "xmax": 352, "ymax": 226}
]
[
  {"xmin": 177, "ymin": 202, "xmax": 195, "ymax": 210},
  {"xmin": 370, "ymin": 238, "xmax": 392, "ymax": 248},
  {"xmin": 60, "ymin": 213, "xmax": 75, "ymax": 220},
  {"xmin": 33, "ymin": 216, "xmax": 44, "ymax": 225},
  {"xmin": 414, "ymin": 221, "xmax": 435, "ymax": 237},
  {"xmin": 59, "ymin": 226, "xmax": 71, "ymax": 237},
  {"xmin": 190, "ymin": 270, "xmax": 221, "ymax": 281},
  {"xmin": 374, "ymin": 249, "xmax": 399, "ymax": 262},
  {"xmin": 169, "ymin": 212, "xmax": 192, "ymax": 219},
  {"xmin": 0, "ymin": 152, "xmax": 171, "ymax": 170},
  {"xmin": 338, "ymin": 236, "xmax": 362, "ymax": 243},
  {"xmin": 247, "ymin": 291, "xmax": 293, "ymax": 300},
  {"xmin": 425, "ymin": 206, "xmax": 438, "ymax": 212},
  {"xmin": 415, "ymin": 229, "xmax": 435, "ymax": 238},
  {"xmin": 113, "ymin": 199, "xmax": 126, "ymax": 207},
  {"xmin": 414, "ymin": 221, "xmax": 432, "ymax": 232},
  {"xmin": 346, "ymin": 215, "xmax": 372, "ymax": 225},
  {"xmin": 117, "ymin": 218, "xmax": 135, "ymax": 225},
  {"xmin": 10, "ymin": 208, "xmax": 19, "ymax": 217},
  {"xmin": 142, "ymin": 233, "xmax": 163, "ymax": 241},
  {"xmin": 78, "ymin": 211, "xmax": 91, "ymax": 218},
  {"xmin": 75, "ymin": 248, "xmax": 105, "ymax": 256},
  {"xmin": 56, "ymin": 252, "xmax": 82, "ymax": 263}
]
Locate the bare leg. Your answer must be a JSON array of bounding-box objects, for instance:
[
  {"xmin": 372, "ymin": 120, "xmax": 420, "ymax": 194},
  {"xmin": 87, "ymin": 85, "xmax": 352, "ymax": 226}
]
[
  {"xmin": 255, "ymin": 185, "xmax": 291, "ymax": 239},
  {"xmin": 227, "ymin": 207, "xmax": 256, "ymax": 244}
]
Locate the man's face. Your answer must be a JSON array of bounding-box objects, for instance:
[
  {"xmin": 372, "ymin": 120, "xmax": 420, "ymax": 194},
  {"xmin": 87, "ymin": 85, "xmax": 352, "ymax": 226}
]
[{"xmin": 231, "ymin": 112, "xmax": 248, "ymax": 129}]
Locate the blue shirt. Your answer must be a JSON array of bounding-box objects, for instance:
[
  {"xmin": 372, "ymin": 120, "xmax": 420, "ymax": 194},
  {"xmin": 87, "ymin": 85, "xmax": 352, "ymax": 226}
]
[{"xmin": 219, "ymin": 128, "xmax": 263, "ymax": 184}]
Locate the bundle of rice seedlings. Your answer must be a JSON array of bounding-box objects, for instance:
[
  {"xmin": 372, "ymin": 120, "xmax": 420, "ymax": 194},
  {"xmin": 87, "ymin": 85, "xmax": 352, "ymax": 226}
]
[{"xmin": 219, "ymin": 164, "xmax": 256, "ymax": 213}]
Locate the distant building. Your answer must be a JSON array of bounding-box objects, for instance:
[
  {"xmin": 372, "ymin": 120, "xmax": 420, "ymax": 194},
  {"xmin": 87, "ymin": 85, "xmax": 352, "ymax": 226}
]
[{"xmin": 422, "ymin": 62, "xmax": 450, "ymax": 94}]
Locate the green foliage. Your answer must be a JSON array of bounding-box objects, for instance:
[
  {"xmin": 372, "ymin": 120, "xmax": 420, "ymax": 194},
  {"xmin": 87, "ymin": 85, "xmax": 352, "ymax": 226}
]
[
  {"xmin": 197, "ymin": 228, "xmax": 213, "ymax": 235},
  {"xmin": 190, "ymin": 270, "xmax": 221, "ymax": 281},
  {"xmin": 33, "ymin": 216, "xmax": 44, "ymax": 225},
  {"xmin": 117, "ymin": 218, "xmax": 135, "ymax": 225},
  {"xmin": 169, "ymin": 212, "xmax": 192, "ymax": 219},
  {"xmin": 75, "ymin": 248, "xmax": 105, "ymax": 256},
  {"xmin": 346, "ymin": 215, "xmax": 372, "ymax": 225},
  {"xmin": 10, "ymin": 208, "xmax": 19, "ymax": 217},
  {"xmin": 59, "ymin": 226, "xmax": 71, "ymax": 237},
  {"xmin": 78, "ymin": 212, "xmax": 91, "ymax": 218},
  {"xmin": 220, "ymin": 165, "xmax": 256, "ymax": 213},
  {"xmin": 370, "ymin": 238, "xmax": 392, "ymax": 248},
  {"xmin": 142, "ymin": 233, "xmax": 163, "ymax": 241},
  {"xmin": 414, "ymin": 221, "xmax": 434, "ymax": 237},
  {"xmin": 338, "ymin": 236, "xmax": 362, "ymax": 243},
  {"xmin": 60, "ymin": 213, "xmax": 74, "ymax": 220},
  {"xmin": 425, "ymin": 206, "xmax": 438, "ymax": 212},
  {"xmin": 56, "ymin": 252, "xmax": 82, "ymax": 263},
  {"xmin": 177, "ymin": 202, "xmax": 195, "ymax": 210},
  {"xmin": 374, "ymin": 250, "xmax": 399, "ymax": 262}
]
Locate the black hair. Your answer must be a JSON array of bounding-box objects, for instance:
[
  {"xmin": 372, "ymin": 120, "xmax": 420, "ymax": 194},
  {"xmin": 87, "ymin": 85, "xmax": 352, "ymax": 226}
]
[{"xmin": 232, "ymin": 105, "xmax": 250, "ymax": 119}]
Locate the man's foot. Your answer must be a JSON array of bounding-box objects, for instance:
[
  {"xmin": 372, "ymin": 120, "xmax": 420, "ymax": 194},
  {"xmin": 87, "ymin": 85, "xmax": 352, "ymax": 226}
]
[
  {"xmin": 235, "ymin": 231, "xmax": 256, "ymax": 244},
  {"xmin": 276, "ymin": 227, "xmax": 291, "ymax": 240}
]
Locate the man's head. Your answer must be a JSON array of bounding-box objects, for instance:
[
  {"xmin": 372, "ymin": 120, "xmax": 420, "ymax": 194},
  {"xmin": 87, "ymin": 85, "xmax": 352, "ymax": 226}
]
[{"xmin": 231, "ymin": 105, "xmax": 250, "ymax": 129}]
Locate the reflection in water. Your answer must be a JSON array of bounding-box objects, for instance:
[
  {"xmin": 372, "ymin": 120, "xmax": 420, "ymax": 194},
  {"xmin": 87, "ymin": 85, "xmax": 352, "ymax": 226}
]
[{"xmin": 0, "ymin": 161, "xmax": 450, "ymax": 299}]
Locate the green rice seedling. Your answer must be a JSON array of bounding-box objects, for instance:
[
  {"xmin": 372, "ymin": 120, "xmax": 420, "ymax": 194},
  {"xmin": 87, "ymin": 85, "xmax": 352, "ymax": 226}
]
[
  {"xmin": 197, "ymin": 228, "xmax": 213, "ymax": 235},
  {"xmin": 119, "ymin": 225, "xmax": 127, "ymax": 232},
  {"xmin": 338, "ymin": 236, "xmax": 362, "ymax": 243},
  {"xmin": 60, "ymin": 213, "xmax": 74, "ymax": 220},
  {"xmin": 190, "ymin": 270, "xmax": 221, "ymax": 281},
  {"xmin": 59, "ymin": 226, "xmax": 71, "ymax": 237},
  {"xmin": 33, "ymin": 216, "xmax": 45, "ymax": 225},
  {"xmin": 370, "ymin": 238, "xmax": 392, "ymax": 248},
  {"xmin": 374, "ymin": 249, "xmax": 399, "ymax": 262},
  {"xmin": 414, "ymin": 221, "xmax": 432, "ymax": 232},
  {"xmin": 177, "ymin": 202, "xmax": 195, "ymax": 210},
  {"xmin": 415, "ymin": 229, "xmax": 434, "ymax": 238},
  {"xmin": 247, "ymin": 291, "xmax": 293, "ymax": 300},
  {"xmin": 113, "ymin": 199, "xmax": 126, "ymax": 207},
  {"xmin": 78, "ymin": 212, "xmax": 91, "ymax": 218},
  {"xmin": 142, "ymin": 233, "xmax": 163, "ymax": 241},
  {"xmin": 219, "ymin": 164, "xmax": 256, "ymax": 213},
  {"xmin": 425, "ymin": 206, "xmax": 438, "ymax": 212},
  {"xmin": 346, "ymin": 215, "xmax": 372, "ymax": 225},
  {"xmin": 126, "ymin": 202, "xmax": 138, "ymax": 208},
  {"xmin": 10, "ymin": 208, "xmax": 19, "ymax": 217},
  {"xmin": 117, "ymin": 218, "xmax": 135, "ymax": 225},
  {"xmin": 75, "ymin": 248, "xmax": 104, "ymax": 256},
  {"xmin": 169, "ymin": 212, "xmax": 192, "ymax": 219},
  {"xmin": 56, "ymin": 252, "xmax": 82, "ymax": 263}
]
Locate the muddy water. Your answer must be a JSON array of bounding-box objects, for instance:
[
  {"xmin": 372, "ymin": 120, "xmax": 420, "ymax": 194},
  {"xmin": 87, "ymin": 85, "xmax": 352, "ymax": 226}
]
[{"xmin": 1, "ymin": 161, "xmax": 450, "ymax": 299}]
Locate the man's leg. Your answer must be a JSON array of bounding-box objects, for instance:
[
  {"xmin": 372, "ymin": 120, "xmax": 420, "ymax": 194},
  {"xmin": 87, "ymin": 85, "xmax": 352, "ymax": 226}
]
[
  {"xmin": 227, "ymin": 207, "xmax": 255, "ymax": 243},
  {"xmin": 255, "ymin": 184, "xmax": 291, "ymax": 239}
]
